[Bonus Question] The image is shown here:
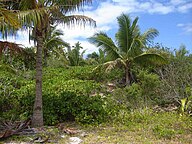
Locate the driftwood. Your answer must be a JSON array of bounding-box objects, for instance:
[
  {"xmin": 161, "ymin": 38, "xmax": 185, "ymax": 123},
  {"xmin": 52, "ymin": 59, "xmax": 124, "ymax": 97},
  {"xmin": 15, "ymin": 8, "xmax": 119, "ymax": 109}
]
[{"xmin": 0, "ymin": 118, "xmax": 31, "ymax": 139}]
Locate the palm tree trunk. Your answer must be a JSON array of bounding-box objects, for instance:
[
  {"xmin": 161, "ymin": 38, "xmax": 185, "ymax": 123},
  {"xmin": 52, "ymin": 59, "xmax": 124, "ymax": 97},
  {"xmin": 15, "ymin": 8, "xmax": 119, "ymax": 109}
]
[
  {"xmin": 44, "ymin": 49, "xmax": 48, "ymax": 66},
  {"xmin": 32, "ymin": 28, "xmax": 44, "ymax": 127},
  {"xmin": 125, "ymin": 66, "xmax": 131, "ymax": 86}
]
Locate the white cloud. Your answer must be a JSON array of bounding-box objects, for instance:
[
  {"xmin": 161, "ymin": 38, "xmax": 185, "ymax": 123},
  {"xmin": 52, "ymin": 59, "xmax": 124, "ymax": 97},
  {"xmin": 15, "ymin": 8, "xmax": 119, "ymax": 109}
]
[
  {"xmin": 170, "ymin": 0, "xmax": 186, "ymax": 6},
  {"xmin": 58, "ymin": 25, "xmax": 96, "ymax": 40},
  {"xmin": 177, "ymin": 23, "xmax": 192, "ymax": 33},
  {"xmin": 178, "ymin": 3, "xmax": 192, "ymax": 13},
  {"xmin": 177, "ymin": 23, "xmax": 184, "ymax": 27},
  {"xmin": 148, "ymin": 2, "xmax": 174, "ymax": 14},
  {"xmin": 0, "ymin": 29, "xmax": 34, "ymax": 47}
]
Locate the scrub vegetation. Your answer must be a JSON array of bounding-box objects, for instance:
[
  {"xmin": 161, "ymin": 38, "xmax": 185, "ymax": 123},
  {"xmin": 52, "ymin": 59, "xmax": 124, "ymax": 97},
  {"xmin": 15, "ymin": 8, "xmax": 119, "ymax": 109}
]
[{"xmin": 0, "ymin": 0, "xmax": 191, "ymax": 143}]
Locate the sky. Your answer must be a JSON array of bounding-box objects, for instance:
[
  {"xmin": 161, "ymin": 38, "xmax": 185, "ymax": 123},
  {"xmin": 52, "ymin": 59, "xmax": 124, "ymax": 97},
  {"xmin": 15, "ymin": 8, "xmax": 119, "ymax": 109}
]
[{"xmin": 2, "ymin": 0, "xmax": 192, "ymax": 55}]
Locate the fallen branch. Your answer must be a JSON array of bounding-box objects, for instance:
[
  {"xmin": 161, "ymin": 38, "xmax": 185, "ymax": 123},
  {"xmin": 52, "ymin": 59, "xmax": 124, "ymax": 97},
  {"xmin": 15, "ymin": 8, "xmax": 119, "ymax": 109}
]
[{"xmin": 0, "ymin": 118, "xmax": 31, "ymax": 139}]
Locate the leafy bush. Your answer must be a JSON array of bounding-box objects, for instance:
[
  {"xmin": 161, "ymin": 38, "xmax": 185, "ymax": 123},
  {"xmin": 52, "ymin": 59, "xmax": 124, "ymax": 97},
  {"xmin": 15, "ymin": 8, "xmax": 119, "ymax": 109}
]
[
  {"xmin": 18, "ymin": 86, "xmax": 107, "ymax": 125},
  {"xmin": 137, "ymin": 70, "xmax": 161, "ymax": 105},
  {"xmin": 0, "ymin": 67, "xmax": 109, "ymax": 125},
  {"xmin": 111, "ymin": 84, "xmax": 143, "ymax": 109},
  {"xmin": 0, "ymin": 69, "xmax": 31, "ymax": 120},
  {"xmin": 110, "ymin": 70, "xmax": 161, "ymax": 110}
]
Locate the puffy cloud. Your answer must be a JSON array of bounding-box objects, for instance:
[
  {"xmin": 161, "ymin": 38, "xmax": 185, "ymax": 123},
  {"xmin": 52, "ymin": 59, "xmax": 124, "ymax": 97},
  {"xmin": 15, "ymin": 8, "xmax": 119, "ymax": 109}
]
[{"xmin": 148, "ymin": 2, "xmax": 174, "ymax": 14}]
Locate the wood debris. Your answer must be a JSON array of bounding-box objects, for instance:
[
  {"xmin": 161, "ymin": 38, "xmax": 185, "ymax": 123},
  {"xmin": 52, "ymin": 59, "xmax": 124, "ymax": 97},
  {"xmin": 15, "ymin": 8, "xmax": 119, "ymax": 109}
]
[{"xmin": 0, "ymin": 118, "xmax": 31, "ymax": 139}]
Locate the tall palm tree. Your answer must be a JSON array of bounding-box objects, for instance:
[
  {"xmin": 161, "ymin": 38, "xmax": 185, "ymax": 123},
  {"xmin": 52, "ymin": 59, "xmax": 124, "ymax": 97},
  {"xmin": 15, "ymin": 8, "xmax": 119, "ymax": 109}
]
[
  {"xmin": 89, "ymin": 13, "xmax": 167, "ymax": 85},
  {"xmin": 1, "ymin": 0, "xmax": 95, "ymax": 127}
]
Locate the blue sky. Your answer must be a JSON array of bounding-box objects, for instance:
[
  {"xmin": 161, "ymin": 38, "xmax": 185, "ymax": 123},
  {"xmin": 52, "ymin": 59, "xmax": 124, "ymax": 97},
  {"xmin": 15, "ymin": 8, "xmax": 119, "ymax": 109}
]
[{"xmin": 2, "ymin": 0, "xmax": 192, "ymax": 54}]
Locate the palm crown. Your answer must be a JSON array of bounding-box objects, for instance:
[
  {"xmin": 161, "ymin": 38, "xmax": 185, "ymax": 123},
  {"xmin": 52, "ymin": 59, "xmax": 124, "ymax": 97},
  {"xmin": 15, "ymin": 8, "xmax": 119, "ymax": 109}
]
[{"xmin": 89, "ymin": 13, "xmax": 167, "ymax": 85}]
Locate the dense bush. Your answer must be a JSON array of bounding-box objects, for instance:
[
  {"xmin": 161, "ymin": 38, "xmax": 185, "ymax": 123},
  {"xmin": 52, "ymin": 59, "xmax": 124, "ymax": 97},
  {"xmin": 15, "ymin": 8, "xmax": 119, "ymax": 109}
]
[
  {"xmin": 1, "ymin": 52, "xmax": 192, "ymax": 126},
  {"xmin": 19, "ymin": 89, "xmax": 107, "ymax": 125},
  {"xmin": 44, "ymin": 65, "xmax": 123, "ymax": 82},
  {"xmin": 0, "ymin": 66, "xmax": 109, "ymax": 125},
  {"xmin": 0, "ymin": 66, "xmax": 30, "ymax": 120},
  {"xmin": 111, "ymin": 70, "xmax": 161, "ymax": 109},
  {"xmin": 156, "ymin": 53, "xmax": 192, "ymax": 105}
]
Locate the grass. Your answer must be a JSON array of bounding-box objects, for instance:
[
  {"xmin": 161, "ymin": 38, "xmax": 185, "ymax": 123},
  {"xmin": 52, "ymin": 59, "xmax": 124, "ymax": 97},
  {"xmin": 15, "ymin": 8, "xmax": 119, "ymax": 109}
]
[
  {"xmin": 60, "ymin": 109, "xmax": 192, "ymax": 144},
  {"xmin": 1, "ymin": 110, "xmax": 192, "ymax": 144}
]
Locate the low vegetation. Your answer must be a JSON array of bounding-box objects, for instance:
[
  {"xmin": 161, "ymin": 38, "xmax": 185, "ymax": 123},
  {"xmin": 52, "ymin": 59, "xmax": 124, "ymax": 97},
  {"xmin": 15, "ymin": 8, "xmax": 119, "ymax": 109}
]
[{"xmin": 1, "ymin": 47, "xmax": 192, "ymax": 143}]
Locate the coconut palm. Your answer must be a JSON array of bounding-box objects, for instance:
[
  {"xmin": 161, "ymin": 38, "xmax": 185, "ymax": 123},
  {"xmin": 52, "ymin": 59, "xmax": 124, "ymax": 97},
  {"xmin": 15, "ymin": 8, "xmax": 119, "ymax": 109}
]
[
  {"xmin": 89, "ymin": 13, "xmax": 167, "ymax": 85},
  {"xmin": 43, "ymin": 26, "xmax": 70, "ymax": 66},
  {"xmin": 0, "ymin": 0, "xmax": 95, "ymax": 127},
  {"xmin": 0, "ymin": 3, "xmax": 20, "ymax": 37},
  {"xmin": 87, "ymin": 48, "xmax": 105, "ymax": 64},
  {"xmin": 30, "ymin": 26, "xmax": 70, "ymax": 66},
  {"xmin": 68, "ymin": 41, "xmax": 85, "ymax": 66}
]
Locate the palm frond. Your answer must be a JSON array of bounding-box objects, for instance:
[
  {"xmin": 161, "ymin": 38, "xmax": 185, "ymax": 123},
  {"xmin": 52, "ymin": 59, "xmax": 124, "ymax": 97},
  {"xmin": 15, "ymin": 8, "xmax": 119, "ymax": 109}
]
[
  {"xmin": 0, "ymin": 7, "xmax": 20, "ymax": 28},
  {"xmin": 0, "ymin": 63, "xmax": 16, "ymax": 74},
  {"xmin": 133, "ymin": 53, "xmax": 168, "ymax": 67},
  {"xmin": 126, "ymin": 36, "xmax": 143, "ymax": 58},
  {"xmin": 53, "ymin": 14, "xmax": 96, "ymax": 27},
  {"xmin": 0, "ymin": 6, "xmax": 20, "ymax": 37},
  {"xmin": 116, "ymin": 14, "xmax": 140, "ymax": 55},
  {"xmin": 52, "ymin": 48, "xmax": 69, "ymax": 65},
  {"xmin": 50, "ymin": 0, "xmax": 93, "ymax": 12},
  {"xmin": 19, "ymin": 0, "xmax": 37, "ymax": 10},
  {"xmin": 89, "ymin": 32, "xmax": 121, "ymax": 60},
  {"xmin": 18, "ymin": 7, "xmax": 49, "ymax": 28},
  {"xmin": 93, "ymin": 58, "xmax": 125, "ymax": 73},
  {"xmin": 141, "ymin": 28, "xmax": 159, "ymax": 45}
]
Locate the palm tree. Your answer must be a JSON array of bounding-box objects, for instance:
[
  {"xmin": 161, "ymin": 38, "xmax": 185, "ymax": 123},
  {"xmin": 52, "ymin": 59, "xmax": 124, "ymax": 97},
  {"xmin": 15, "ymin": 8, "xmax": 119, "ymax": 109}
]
[
  {"xmin": 68, "ymin": 41, "xmax": 86, "ymax": 66},
  {"xmin": 1, "ymin": 0, "xmax": 95, "ymax": 127},
  {"xmin": 89, "ymin": 13, "xmax": 167, "ymax": 85},
  {"xmin": 43, "ymin": 27, "xmax": 70, "ymax": 66},
  {"xmin": 30, "ymin": 26, "xmax": 70, "ymax": 66},
  {"xmin": 87, "ymin": 48, "xmax": 105, "ymax": 64},
  {"xmin": 0, "ymin": 1, "xmax": 22, "ymax": 61},
  {"xmin": 0, "ymin": 2, "xmax": 20, "ymax": 37}
]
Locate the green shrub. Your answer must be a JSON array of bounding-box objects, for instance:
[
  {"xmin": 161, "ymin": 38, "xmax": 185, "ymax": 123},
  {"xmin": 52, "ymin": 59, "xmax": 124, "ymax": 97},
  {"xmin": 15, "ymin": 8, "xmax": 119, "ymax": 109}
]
[
  {"xmin": 111, "ymin": 84, "xmax": 144, "ymax": 110},
  {"xmin": 19, "ymin": 90, "xmax": 107, "ymax": 125},
  {"xmin": 0, "ymin": 67, "xmax": 109, "ymax": 125},
  {"xmin": 0, "ymin": 70, "xmax": 32, "ymax": 120},
  {"xmin": 137, "ymin": 70, "xmax": 161, "ymax": 104}
]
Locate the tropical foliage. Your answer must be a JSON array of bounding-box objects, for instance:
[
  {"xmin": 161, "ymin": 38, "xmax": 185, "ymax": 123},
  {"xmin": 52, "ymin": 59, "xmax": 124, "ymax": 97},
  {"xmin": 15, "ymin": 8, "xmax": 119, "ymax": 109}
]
[
  {"xmin": 89, "ymin": 13, "xmax": 167, "ymax": 85},
  {"xmin": 0, "ymin": 5, "xmax": 191, "ymax": 143},
  {"xmin": 68, "ymin": 41, "xmax": 86, "ymax": 66},
  {"xmin": 0, "ymin": 0, "xmax": 96, "ymax": 127}
]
